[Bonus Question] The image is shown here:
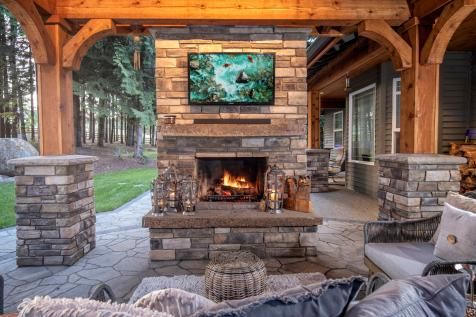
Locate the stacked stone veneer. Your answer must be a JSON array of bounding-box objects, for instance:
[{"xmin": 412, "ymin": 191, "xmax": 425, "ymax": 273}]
[
  {"xmin": 306, "ymin": 149, "xmax": 330, "ymax": 192},
  {"xmin": 8, "ymin": 155, "xmax": 97, "ymax": 266},
  {"xmin": 148, "ymin": 226, "xmax": 318, "ymax": 262},
  {"xmin": 152, "ymin": 26, "xmax": 310, "ymax": 177},
  {"xmin": 376, "ymin": 154, "xmax": 467, "ymax": 220}
]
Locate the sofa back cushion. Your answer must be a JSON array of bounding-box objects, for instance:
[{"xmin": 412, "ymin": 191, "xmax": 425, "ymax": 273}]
[
  {"xmin": 345, "ymin": 274, "xmax": 469, "ymax": 317},
  {"xmin": 193, "ymin": 277, "xmax": 365, "ymax": 317},
  {"xmin": 430, "ymin": 191, "xmax": 476, "ymax": 244},
  {"xmin": 434, "ymin": 203, "xmax": 476, "ymax": 261}
]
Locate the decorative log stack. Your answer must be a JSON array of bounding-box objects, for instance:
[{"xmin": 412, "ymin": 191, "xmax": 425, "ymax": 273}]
[
  {"xmin": 284, "ymin": 176, "xmax": 311, "ymax": 213},
  {"xmin": 449, "ymin": 143, "xmax": 475, "ymax": 193}
]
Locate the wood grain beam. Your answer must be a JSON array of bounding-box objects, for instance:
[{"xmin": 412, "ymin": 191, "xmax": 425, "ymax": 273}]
[
  {"xmin": 63, "ymin": 19, "xmax": 116, "ymax": 70},
  {"xmin": 33, "ymin": 0, "xmax": 55, "ymax": 14},
  {"xmin": 357, "ymin": 19, "xmax": 412, "ymax": 70},
  {"xmin": 421, "ymin": 0, "xmax": 476, "ymax": 64},
  {"xmin": 307, "ymin": 37, "xmax": 341, "ymax": 69},
  {"xmin": 0, "ymin": 0, "xmax": 55, "ymax": 64},
  {"xmin": 309, "ymin": 40, "xmax": 389, "ymax": 91},
  {"xmin": 54, "ymin": 0, "xmax": 410, "ymax": 25},
  {"xmin": 412, "ymin": 0, "xmax": 451, "ymax": 18}
]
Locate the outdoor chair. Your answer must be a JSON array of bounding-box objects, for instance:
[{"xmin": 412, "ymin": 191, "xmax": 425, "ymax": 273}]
[
  {"xmin": 364, "ymin": 192, "xmax": 476, "ymax": 295},
  {"xmin": 89, "ymin": 283, "xmax": 116, "ymax": 303},
  {"xmin": 1, "ymin": 274, "xmax": 4, "ymax": 315},
  {"xmin": 328, "ymin": 147, "xmax": 345, "ymax": 184}
]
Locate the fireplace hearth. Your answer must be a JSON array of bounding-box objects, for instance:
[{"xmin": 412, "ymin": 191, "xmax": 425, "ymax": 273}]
[{"xmin": 197, "ymin": 158, "xmax": 267, "ymax": 202}]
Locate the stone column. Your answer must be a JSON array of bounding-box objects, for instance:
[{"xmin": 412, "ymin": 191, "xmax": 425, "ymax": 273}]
[
  {"xmin": 306, "ymin": 149, "xmax": 330, "ymax": 192},
  {"xmin": 8, "ymin": 155, "xmax": 98, "ymax": 266},
  {"xmin": 376, "ymin": 154, "xmax": 466, "ymax": 220}
]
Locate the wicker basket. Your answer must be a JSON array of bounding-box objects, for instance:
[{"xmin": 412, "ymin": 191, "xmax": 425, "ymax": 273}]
[{"xmin": 205, "ymin": 251, "xmax": 267, "ymax": 302}]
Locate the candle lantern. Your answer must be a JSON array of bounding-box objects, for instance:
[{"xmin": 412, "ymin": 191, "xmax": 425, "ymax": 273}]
[
  {"xmin": 151, "ymin": 176, "xmax": 167, "ymax": 216},
  {"xmin": 180, "ymin": 175, "xmax": 199, "ymax": 215},
  {"xmin": 163, "ymin": 165, "xmax": 180, "ymax": 213},
  {"xmin": 266, "ymin": 165, "xmax": 285, "ymax": 214}
]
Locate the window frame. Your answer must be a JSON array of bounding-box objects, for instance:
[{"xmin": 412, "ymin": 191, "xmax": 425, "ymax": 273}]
[
  {"xmin": 392, "ymin": 77, "xmax": 401, "ymax": 154},
  {"xmin": 348, "ymin": 83, "xmax": 377, "ymax": 166},
  {"xmin": 333, "ymin": 111, "xmax": 344, "ymax": 148}
]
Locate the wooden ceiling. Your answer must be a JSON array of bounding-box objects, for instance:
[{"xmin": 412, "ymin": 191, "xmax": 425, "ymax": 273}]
[
  {"xmin": 32, "ymin": 0, "xmax": 410, "ymax": 27},
  {"xmin": 448, "ymin": 10, "xmax": 476, "ymax": 51}
]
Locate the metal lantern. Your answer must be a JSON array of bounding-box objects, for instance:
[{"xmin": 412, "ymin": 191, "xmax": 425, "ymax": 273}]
[
  {"xmin": 162, "ymin": 165, "xmax": 180, "ymax": 213},
  {"xmin": 180, "ymin": 175, "xmax": 199, "ymax": 215},
  {"xmin": 266, "ymin": 165, "xmax": 285, "ymax": 214},
  {"xmin": 151, "ymin": 176, "xmax": 167, "ymax": 216}
]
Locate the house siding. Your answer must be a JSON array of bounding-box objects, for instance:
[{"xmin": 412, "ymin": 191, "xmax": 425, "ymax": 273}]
[
  {"xmin": 322, "ymin": 113, "xmax": 334, "ymax": 149},
  {"xmin": 439, "ymin": 52, "xmax": 472, "ymax": 153}
]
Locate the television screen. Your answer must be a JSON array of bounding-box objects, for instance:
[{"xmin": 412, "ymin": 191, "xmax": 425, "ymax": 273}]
[{"xmin": 188, "ymin": 53, "xmax": 275, "ymax": 105}]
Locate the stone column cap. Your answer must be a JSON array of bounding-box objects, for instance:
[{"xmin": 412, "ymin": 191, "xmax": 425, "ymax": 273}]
[
  {"xmin": 306, "ymin": 148, "xmax": 330, "ymax": 154},
  {"xmin": 376, "ymin": 154, "xmax": 467, "ymax": 165},
  {"xmin": 8, "ymin": 155, "xmax": 98, "ymax": 166}
]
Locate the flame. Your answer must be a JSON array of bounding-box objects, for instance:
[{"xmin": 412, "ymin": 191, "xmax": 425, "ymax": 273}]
[{"xmin": 223, "ymin": 170, "xmax": 253, "ymax": 189}]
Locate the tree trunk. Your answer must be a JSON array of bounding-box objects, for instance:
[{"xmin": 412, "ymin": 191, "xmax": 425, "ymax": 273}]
[
  {"xmin": 120, "ymin": 114, "xmax": 124, "ymax": 144},
  {"xmin": 0, "ymin": 11, "xmax": 6, "ymax": 138},
  {"xmin": 81, "ymin": 89, "xmax": 86, "ymax": 144},
  {"xmin": 134, "ymin": 124, "xmax": 144, "ymax": 159},
  {"xmin": 73, "ymin": 94, "xmax": 82, "ymax": 147},
  {"xmin": 126, "ymin": 117, "xmax": 134, "ymax": 146},
  {"xmin": 18, "ymin": 93, "xmax": 27, "ymax": 140},
  {"xmin": 29, "ymin": 49, "xmax": 35, "ymax": 141},
  {"xmin": 97, "ymin": 101, "xmax": 105, "ymax": 147}
]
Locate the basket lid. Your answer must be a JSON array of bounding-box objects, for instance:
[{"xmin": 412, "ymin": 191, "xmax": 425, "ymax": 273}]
[{"xmin": 207, "ymin": 251, "xmax": 265, "ymax": 274}]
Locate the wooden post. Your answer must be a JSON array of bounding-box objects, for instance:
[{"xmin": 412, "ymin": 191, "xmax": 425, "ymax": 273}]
[
  {"xmin": 400, "ymin": 21, "xmax": 439, "ymax": 154},
  {"xmin": 37, "ymin": 24, "xmax": 74, "ymax": 155},
  {"xmin": 307, "ymin": 90, "xmax": 320, "ymax": 148}
]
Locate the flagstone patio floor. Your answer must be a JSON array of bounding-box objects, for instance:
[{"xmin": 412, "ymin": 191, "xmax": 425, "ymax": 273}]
[{"xmin": 0, "ymin": 189, "xmax": 376, "ymax": 313}]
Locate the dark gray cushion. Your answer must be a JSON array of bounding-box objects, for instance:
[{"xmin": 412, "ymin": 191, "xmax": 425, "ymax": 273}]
[
  {"xmin": 365, "ymin": 242, "xmax": 438, "ymax": 279},
  {"xmin": 193, "ymin": 277, "xmax": 365, "ymax": 317},
  {"xmin": 345, "ymin": 274, "xmax": 469, "ymax": 317}
]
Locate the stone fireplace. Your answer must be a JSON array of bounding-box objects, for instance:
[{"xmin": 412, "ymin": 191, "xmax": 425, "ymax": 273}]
[{"xmin": 152, "ymin": 26, "xmax": 309, "ymax": 205}]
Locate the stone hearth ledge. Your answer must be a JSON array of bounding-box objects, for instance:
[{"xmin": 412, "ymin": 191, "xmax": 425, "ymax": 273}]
[{"xmin": 143, "ymin": 210, "xmax": 322, "ymax": 261}]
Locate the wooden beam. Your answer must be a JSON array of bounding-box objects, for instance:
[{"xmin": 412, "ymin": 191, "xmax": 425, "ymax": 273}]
[
  {"xmin": 33, "ymin": 0, "xmax": 56, "ymax": 14},
  {"xmin": 46, "ymin": 14, "xmax": 74, "ymax": 33},
  {"xmin": 37, "ymin": 23, "xmax": 75, "ymax": 155},
  {"xmin": 421, "ymin": 0, "xmax": 476, "ymax": 64},
  {"xmin": 63, "ymin": 19, "xmax": 116, "ymax": 70},
  {"xmin": 307, "ymin": 37, "xmax": 341, "ymax": 69},
  {"xmin": 357, "ymin": 19, "xmax": 412, "ymax": 70},
  {"xmin": 54, "ymin": 0, "xmax": 410, "ymax": 25},
  {"xmin": 307, "ymin": 90, "xmax": 320, "ymax": 148},
  {"xmin": 0, "ymin": 0, "xmax": 55, "ymax": 64},
  {"xmin": 309, "ymin": 39, "xmax": 389, "ymax": 91},
  {"xmin": 412, "ymin": 0, "xmax": 452, "ymax": 18},
  {"xmin": 400, "ymin": 21, "xmax": 439, "ymax": 153}
]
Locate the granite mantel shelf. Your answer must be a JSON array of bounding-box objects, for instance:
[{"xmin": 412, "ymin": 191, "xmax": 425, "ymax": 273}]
[{"xmin": 142, "ymin": 210, "xmax": 322, "ymax": 229}]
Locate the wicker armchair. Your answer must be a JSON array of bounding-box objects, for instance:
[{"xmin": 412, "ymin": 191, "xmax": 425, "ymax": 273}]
[
  {"xmin": 364, "ymin": 214, "xmax": 476, "ymax": 294},
  {"xmin": 89, "ymin": 283, "xmax": 116, "ymax": 302}
]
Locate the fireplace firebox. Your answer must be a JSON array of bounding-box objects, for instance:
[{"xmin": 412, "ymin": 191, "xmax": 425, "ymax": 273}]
[{"xmin": 197, "ymin": 158, "xmax": 267, "ymax": 202}]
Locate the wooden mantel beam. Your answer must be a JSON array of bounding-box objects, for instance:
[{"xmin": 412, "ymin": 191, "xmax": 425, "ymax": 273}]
[
  {"xmin": 0, "ymin": 0, "xmax": 55, "ymax": 64},
  {"xmin": 53, "ymin": 0, "xmax": 410, "ymax": 25},
  {"xmin": 357, "ymin": 20, "xmax": 412, "ymax": 70},
  {"xmin": 63, "ymin": 19, "xmax": 116, "ymax": 70},
  {"xmin": 421, "ymin": 0, "xmax": 476, "ymax": 64}
]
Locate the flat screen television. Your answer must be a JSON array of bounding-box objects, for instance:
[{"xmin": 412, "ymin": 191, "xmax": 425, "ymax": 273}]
[{"xmin": 188, "ymin": 53, "xmax": 275, "ymax": 105}]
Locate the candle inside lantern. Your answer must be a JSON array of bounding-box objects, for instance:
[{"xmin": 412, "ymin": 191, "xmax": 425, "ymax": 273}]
[
  {"xmin": 169, "ymin": 191, "xmax": 176, "ymax": 207},
  {"xmin": 269, "ymin": 190, "xmax": 277, "ymax": 201}
]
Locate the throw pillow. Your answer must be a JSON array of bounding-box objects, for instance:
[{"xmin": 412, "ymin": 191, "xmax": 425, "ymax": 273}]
[
  {"xmin": 345, "ymin": 274, "xmax": 469, "ymax": 317},
  {"xmin": 430, "ymin": 191, "xmax": 476, "ymax": 244},
  {"xmin": 193, "ymin": 277, "xmax": 365, "ymax": 317},
  {"xmin": 18, "ymin": 296, "xmax": 172, "ymax": 317},
  {"xmin": 434, "ymin": 203, "xmax": 476, "ymax": 261},
  {"xmin": 135, "ymin": 288, "xmax": 215, "ymax": 317}
]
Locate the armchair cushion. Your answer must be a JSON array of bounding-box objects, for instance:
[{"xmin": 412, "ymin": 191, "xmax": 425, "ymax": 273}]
[
  {"xmin": 430, "ymin": 191, "xmax": 476, "ymax": 244},
  {"xmin": 434, "ymin": 202, "xmax": 476, "ymax": 261},
  {"xmin": 365, "ymin": 242, "xmax": 439, "ymax": 279}
]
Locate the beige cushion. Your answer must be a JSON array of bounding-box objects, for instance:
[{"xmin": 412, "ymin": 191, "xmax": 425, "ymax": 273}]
[
  {"xmin": 18, "ymin": 296, "xmax": 172, "ymax": 317},
  {"xmin": 134, "ymin": 288, "xmax": 214, "ymax": 317},
  {"xmin": 434, "ymin": 203, "xmax": 476, "ymax": 261},
  {"xmin": 365, "ymin": 242, "xmax": 438, "ymax": 279},
  {"xmin": 430, "ymin": 191, "xmax": 476, "ymax": 244}
]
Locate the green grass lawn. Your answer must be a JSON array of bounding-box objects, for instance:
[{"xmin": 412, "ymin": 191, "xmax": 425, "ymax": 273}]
[{"xmin": 0, "ymin": 168, "xmax": 157, "ymax": 229}]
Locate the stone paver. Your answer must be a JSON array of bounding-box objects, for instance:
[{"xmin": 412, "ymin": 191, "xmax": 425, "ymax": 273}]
[{"xmin": 0, "ymin": 192, "xmax": 369, "ymax": 313}]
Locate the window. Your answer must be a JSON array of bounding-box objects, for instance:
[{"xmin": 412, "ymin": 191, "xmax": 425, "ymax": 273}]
[
  {"xmin": 348, "ymin": 84, "xmax": 376, "ymax": 164},
  {"xmin": 333, "ymin": 111, "xmax": 343, "ymax": 148},
  {"xmin": 392, "ymin": 78, "xmax": 401, "ymax": 153}
]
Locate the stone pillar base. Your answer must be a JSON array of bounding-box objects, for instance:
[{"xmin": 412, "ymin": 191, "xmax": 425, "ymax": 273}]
[
  {"xmin": 8, "ymin": 155, "xmax": 98, "ymax": 266},
  {"xmin": 306, "ymin": 149, "xmax": 330, "ymax": 192},
  {"xmin": 376, "ymin": 154, "xmax": 466, "ymax": 220}
]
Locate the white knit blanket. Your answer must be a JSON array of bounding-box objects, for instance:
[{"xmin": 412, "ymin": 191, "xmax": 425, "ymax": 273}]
[{"xmin": 129, "ymin": 273, "xmax": 326, "ymax": 303}]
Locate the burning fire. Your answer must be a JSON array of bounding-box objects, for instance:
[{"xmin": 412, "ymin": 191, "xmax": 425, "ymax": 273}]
[{"xmin": 223, "ymin": 170, "xmax": 253, "ymax": 189}]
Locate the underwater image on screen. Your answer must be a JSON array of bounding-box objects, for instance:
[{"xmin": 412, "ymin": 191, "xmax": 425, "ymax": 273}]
[{"xmin": 188, "ymin": 53, "xmax": 275, "ymax": 105}]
